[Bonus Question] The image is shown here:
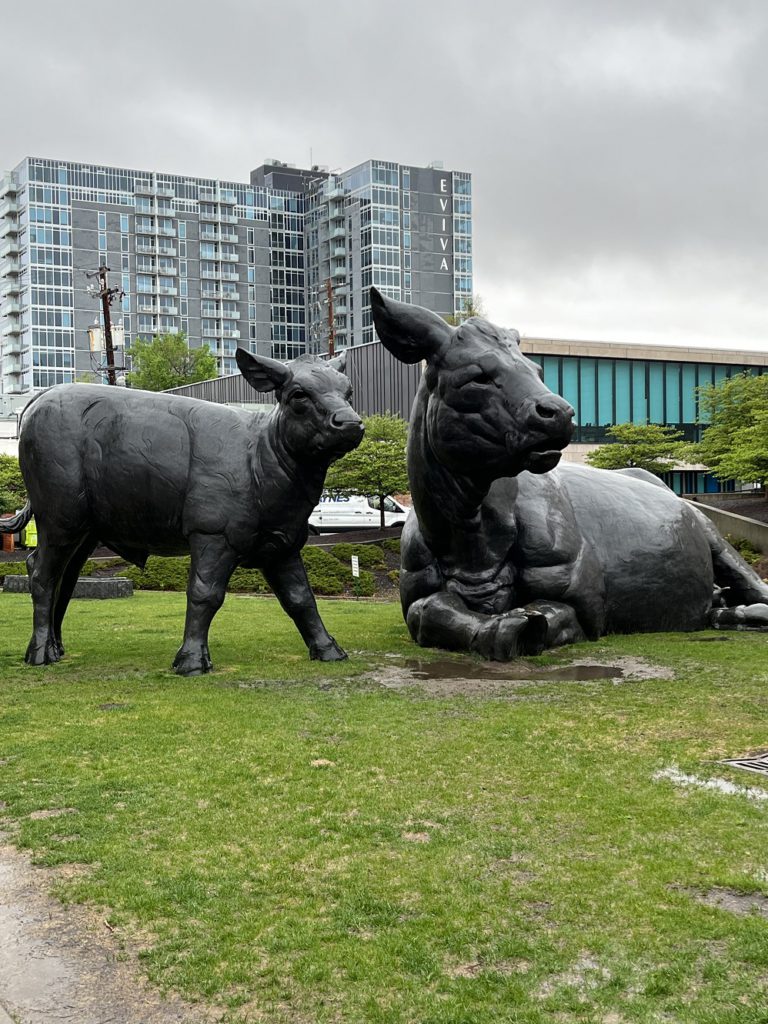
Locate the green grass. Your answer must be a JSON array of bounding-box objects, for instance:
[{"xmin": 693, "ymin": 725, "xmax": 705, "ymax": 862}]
[{"xmin": 2, "ymin": 590, "xmax": 768, "ymax": 1022}]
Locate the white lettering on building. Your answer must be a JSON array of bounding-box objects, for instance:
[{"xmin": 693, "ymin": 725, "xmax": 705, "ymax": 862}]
[{"xmin": 438, "ymin": 179, "xmax": 450, "ymax": 273}]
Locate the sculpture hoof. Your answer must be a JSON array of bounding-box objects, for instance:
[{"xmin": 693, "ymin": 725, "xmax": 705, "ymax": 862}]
[
  {"xmin": 172, "ymin": 648, "xmax": 213, "ymax": 676},
  {"xmin": 473, "ymin": 609, "xmax": 548, "ymax": 661},
  {"xmin": 25, "ymin": 639, "xmax": 62, "ymax": 666},
  {"xmin": 310, "ymin": 638, "xmax": 348, "ymax": 661}
]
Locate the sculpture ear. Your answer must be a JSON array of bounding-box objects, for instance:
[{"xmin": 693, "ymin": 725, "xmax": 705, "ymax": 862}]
[
  {"xmin": 370, "ymin": 286, "xmax": 453, "ymax": 364},
  {"xmin": 236, "ymin": 348, "xmax": 293, "ymax": 393},
  {"xmin": 327, "ymin": 351, "xmax": 347, "ymax": 374}
]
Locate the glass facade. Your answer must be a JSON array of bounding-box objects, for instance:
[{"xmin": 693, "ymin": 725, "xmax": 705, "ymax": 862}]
[{"xmin": 530, "ymin": 351, "xmax": 767, "ymax": 444}]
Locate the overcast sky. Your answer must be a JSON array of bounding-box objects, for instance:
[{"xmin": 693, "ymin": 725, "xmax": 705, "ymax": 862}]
[{"xmin": 3, "ymin": 0, "xmax": 767, "ymax": 350}]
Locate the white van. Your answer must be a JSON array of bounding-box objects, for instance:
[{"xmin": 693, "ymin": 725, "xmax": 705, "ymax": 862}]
[{"xmin": 309, "ymin": 493, "xmax": 411, "ymax": 533}]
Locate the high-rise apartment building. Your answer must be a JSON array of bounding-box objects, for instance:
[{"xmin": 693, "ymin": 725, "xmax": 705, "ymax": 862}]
[{"xmin": 0, "ymin": 156, "xmax": 472, "ymax": 401}]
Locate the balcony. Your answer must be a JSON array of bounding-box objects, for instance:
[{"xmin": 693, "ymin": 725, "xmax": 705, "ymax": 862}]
[
  {"xmin": 157, "ymin": 244, "xmax": 177, "ymax": 257},
  {"xmin": 201, "ymin": 289, "xmax": 221, "ymax": 300},
  {"xmin": 334, "ymin": 304, "xmax": 348, "ymax": 315},
  {"xmin": 157, "ymin": 225, "xmax": 177, "ymax": 237},
  {"xmin": 327, "ymin": 187, "xmax": 345, "ymax": 200},
  {"xmin": 0, "ymin": 199, "xmax": 18, "ymax": 218},
  {"xmin": 222, "ymin": 290, "xmax": 240, "ymax": 301},
  {"xmin": 199, "ymin": 208, "xmax": 219, "ymax": 223},
  {"xmin": 2, "ymin": 336, "xmax": 23, "ymax": 356},
  {"xmin": 333, "ymin": 246, "xmax": 346, "ymax": 258},
  {"xmin": 2, "ymin": 320, "xmax": 21, "ymax": 336},
  {"xmin": 159, "ymin": 305, "xmax": 178, "ymax": 316},
  {"xmin": 0, "ymin": 219, "xmax": 18, "ymax": 241},
  {"xmin": 220, "ymin": 230, "xmax": 239, "ymax": 243},
  {"xmin": 156, "ymin": 186, "xmax": 175, "ymax": 198},
  {"xmin": 200, "ymin": 270, "xmax": 220, "ymax": 280},
  {"xmin": 200, "ymin": 229, "xmax": 220, "ymax": 242},
  {"xmin": 220, "ymin": 251, "xmax": 239, "ymax": 262},
  {"xmin": 137, "ymin": 302, "xmax": 158, "ymax": 314},
  {"xmin": 157, "ymin": 266, "xmax": 177, "ymax": 277},
  {"xmin": 220, "ymin": 271, "xmax": 239, "ymax": 281},
  {"xmin": 221, "ymin": 309, "xmax": 240, "ymax": 320},
  {"xmin": 135, "ymin": 181, "xmax": 155, "ymax": 195},
  {"xmin": 219, "ymin": 191, "xmax": 237, "ymax": 205},
  {"xmin": 0, "ymin": 178, "xmax": 18, "ymax": 199},
  {"xmin": 331, "ymin": 226, "xmax": 346, "ymax": 239},
  {"xmin": 329, "ymin": 205, "xmax": 345, "ymax": 220},
  {"xmin": 0, "ymin": 240, "xmax": 20, "ymax": 259},
  {"xmin": 136, "ymin": 242, "xmax": 157, "ymax": 255},
  {"xmin": 331, "ymin": 266, "xmax": 346, "ymax": 279},
  {"xmin": 0, "ymin": 278, "xmax": 20, "ymax": 298},
  {"xmin": 0, "ymin": 258, "xmax": 19, "ymax": 277},
  {"xmin": 202, "ymin": 327, "xmax": 219, "ymax": 338},
  {"xmin": 3, "ymin": 358, "xmax": 24, "ymax": 375},
  {"xmin": 158, "ymin": 286, "xmax": 178, "ymax": 296},
  {"xmin": 220, "ymin": 212, "xmax": 238, "ymax": 225},
  {"xmin": 222, "ymin": 328, "xmax": 240, "ymax": 339},
  {"xmin": 1, "ymin": 300, "xmax": 20, "ymax": 316}
]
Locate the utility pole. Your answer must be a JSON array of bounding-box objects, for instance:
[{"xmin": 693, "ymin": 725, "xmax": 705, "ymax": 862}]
[
  {"xmin": 326, "ymin": 277, "xmax": 335, "ymax": 358},
  {"xmin": 86, "ymin": 265, "xmax": 123, "ymax": 385}
]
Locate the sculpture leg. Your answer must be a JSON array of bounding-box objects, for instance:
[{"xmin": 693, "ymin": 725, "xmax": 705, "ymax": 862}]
[
  {"xmin": 406, "ymin": 592, "xmax": 550, "ymax": 660},
  {"xmin": 51, "ymin": 535, "xmax": 96, "ymax": 658},
  {"xmin": 173, "ymin": 534, "xmax": 238, "ymax": 676},
  {"xmin": 262, "ymin": 553, "xmax": 347, "ymax": 661},
  {"xmin": 522, "ymin": 599, "xmax": 586, "ymax": 647},
  {"xmin": 697, "ymin": 512, "xmax": 768, "ymax": 605},
  {"xmin": 25, "ymin": 537, "xmax": 83, "ymax": 666}
]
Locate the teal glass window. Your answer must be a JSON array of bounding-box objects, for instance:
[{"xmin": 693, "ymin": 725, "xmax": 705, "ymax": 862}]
[
  {"xmin": 561, "ymin": 358, "xmax": 579, "ymax": 420},
  {"xmin": 580, "ymin": 359, "xmax": 596, "ymax": 424},
  {"xmin": 682, "ymin": 364, "xmax": 697, "ymax": 422},
  {"xmin": 541, "ymin": 356, "xmax": 560, "ymax": 393},
  {"xmin": 615, "ymin": 360, "xmax": 631, "ymax": 422},
  {"xmin": 649, "ymin": 363, "xmax": 664, "ymax": 422},
  {"xmin": 665, "ymin": 363, "xmax": 680, "ymax": 424},
  {"xmin": 597, "ymin": 360, "xmax": 613, "ymax": 424}
]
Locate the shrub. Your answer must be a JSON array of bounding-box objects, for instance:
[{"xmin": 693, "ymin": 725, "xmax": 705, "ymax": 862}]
[
  {"xmin": 0, "ymin": 561, "xmax": 28, "ymax": 580},
  {"xmin": 228, "ymin": 567, "xmax": 271, "ymax": 594},
  {"xmin": 329, "ymin": 543, "xmax": 386, "ymax": 570},
  {"xmin": 300, "ymin": 546, "xmax": 347, "ymax": 596},
  {"xmin": 351, "ymin": 570, "xmax": 376, "ymax": 597},
  {"xmin": 387, "ymin": 569, "xmax": 400, "ymax": 586},
  {"xmin": 725, "ymin": 535, "xmax": 762, "ymax": 567},
  {"xmin": 381, "ymin": 538, "xmax": 401, "ymax": 555},
  {"xmin": 122, "ymin": 556, "xmax": 190, "ymax": 592}
]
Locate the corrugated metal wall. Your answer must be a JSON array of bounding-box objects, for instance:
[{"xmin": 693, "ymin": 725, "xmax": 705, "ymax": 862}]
[{"xmin": 166, "ymin": 341, "xmax": 424, "ymax": 421}]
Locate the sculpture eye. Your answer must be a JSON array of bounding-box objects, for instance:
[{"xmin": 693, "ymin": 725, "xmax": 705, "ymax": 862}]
[
  {"xmin": 290, "ymin": 391, "xmax": 310, "ymax": 411},
  {"xmin": 469, "ymin": 372, "xmax": 493, "ymax": 387}
]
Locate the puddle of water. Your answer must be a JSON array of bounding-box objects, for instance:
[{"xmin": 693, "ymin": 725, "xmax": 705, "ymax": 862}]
[{"xmin": 403, "ymin": 659, "xmax": 622, "ymax": 682}]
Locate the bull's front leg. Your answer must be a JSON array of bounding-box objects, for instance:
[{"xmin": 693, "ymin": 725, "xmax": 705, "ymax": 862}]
[
  {"xmin": 262, "ymin": 552, "xmax": 347, "ymax": 661},
  {"xmin": 173, "ymin": 533, "xmax": 239, "ymax": 676}
]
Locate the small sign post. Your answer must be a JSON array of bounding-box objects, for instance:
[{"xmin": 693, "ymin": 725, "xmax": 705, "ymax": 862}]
[{"xmin": 350, "ymin": 555, "xmax": 360, "ymax": 578}]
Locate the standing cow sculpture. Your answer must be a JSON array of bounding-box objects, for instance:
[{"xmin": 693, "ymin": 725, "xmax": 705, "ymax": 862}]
[
  {"xmin": 0, "ymin": 349, "xmax": 363, "ymax": 674},
  {"xmin": 370, "ymin": 287, "xmax": 768, "ymax": 658}
]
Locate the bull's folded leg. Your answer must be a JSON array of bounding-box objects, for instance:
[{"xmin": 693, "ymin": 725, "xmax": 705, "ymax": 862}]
[
  {"xmin": 522, "ymin": 599, "xmax": 586, "ymax": 648},
  {"xmin": 405, "ymin": 592, "xmax": 551, "ymax": 660},
  {"xmin": 710, "ymin": 604, "xmax": 768, "ymax": 631},
  {"xmin": 173, "ymin": 534, "xmax": 238, "ymax": 676},
  {"xmin": 262, "ymin": 553, "xmax": 347, "ymax": 661}
]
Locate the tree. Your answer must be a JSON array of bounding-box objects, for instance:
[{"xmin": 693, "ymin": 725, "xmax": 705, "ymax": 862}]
[
  {"xmin": 0, "ymin": 454, "xmax": 26, "ymax": 513},
  {"xmin": 691, "ymin": 372, "xmax": 768, "ymax": 486},
  {"xmin": 585, "ymin": 423, "xmax": 687, "ymax": 475},
  {"xmin": 324, "ymin": 414, "xmax": 409, "ymax": 529},
  {"xmin": 127, "ymin": 332, "xmax": 218, "ymax": 392},
  {"xmin": 445, "ymin": 294, "xmax": 486, "ymax": 326}
]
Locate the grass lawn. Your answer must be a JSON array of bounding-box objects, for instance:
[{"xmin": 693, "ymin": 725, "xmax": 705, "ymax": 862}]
[{"xmin": 1, "ymin": 590, "xmax": 768, "ymax": 1023}]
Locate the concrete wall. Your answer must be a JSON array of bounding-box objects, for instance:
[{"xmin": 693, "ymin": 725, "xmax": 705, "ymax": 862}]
[{"xmin": 689, "ymin": 501, "xmax": 768, "ymax": 554}]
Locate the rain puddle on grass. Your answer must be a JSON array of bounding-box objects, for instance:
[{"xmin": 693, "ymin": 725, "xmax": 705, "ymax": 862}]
[{"xmin": 404, "ymin": 659, "xmax": 622, "ymax": 682}]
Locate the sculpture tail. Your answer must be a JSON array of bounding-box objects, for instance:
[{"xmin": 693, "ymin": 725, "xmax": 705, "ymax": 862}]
[{"xmin": 0, "ymin": 501, "xmax": 33, "ymax": 533}]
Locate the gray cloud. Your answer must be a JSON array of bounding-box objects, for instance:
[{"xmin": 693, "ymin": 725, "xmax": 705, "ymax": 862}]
[{"xmin": 3, "ymin": 0, "xmax": 767, "ymax": 348}]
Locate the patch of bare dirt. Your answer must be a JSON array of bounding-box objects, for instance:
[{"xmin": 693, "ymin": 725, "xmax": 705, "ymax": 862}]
[
  {"xmin": 0, "ymin": 842, "xmax": 218, "ymax": 1024},
  {"xmin": 677, "ymin": 885, "xmax": 768, "ymax": 919}
]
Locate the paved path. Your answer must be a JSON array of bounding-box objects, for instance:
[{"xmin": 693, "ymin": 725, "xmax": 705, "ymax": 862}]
[{"xmin": 0, "ymin": 842, "xmax": 212, "ymax": 1024}]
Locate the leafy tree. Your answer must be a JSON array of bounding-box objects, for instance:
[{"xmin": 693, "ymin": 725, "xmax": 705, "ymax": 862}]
[
  {"xmin": 324, "ymin": 414, "xmax": 409, "ymax": 529},
  {"xmin": 692, "ymin": 372, "xmax": 768, "ymax": 486},
  {"xmin": 0, "ymin": 454, "xmax": 26, "ymax": 513},
  {"xmin": 585, "ymin": 424, "xmax": 687, "ymax": 475},
  {"xmin": 127, "ymin": 332, "xmax": 218, "ymax": 392},
  {"xmin": 445, "ymin": 294, "xmax": 486, "ymax": 326}
]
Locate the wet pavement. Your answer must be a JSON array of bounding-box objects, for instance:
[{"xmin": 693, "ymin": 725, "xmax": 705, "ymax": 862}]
[{"xmin": 0, "ymin": 842, "xmax": 212, "ymax": 1024}]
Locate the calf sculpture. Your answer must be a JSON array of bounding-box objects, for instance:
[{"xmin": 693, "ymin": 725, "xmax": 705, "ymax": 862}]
[
  {"xmin": 1, "ymin": 350, "xmax": 363, "ymax": 674},
  {"xmin": 370, "ymin": 287, "xmax": 768, "ymax": 658}
]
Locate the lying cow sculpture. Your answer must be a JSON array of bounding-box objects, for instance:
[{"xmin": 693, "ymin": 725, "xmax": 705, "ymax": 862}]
[
  {"xmin": 370, "ymin": 287, "xmax": 768, "ymax": 658},
  {"xmin": 0, "ymin": 349, "xmax": 363, "ymax": 674}
]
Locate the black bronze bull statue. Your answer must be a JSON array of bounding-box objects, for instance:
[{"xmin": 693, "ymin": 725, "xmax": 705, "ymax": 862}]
[
  {"xmin": 0, "ymin": 350, "xmax": 363, "ymax": 674},
  {"xmin": 371, "ymin": 287, "xmax": 768, "ymax": 658}
]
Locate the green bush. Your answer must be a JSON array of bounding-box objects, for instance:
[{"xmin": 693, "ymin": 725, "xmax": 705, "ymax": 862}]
[
  {"xmin": 228, "ymin": 567, "xmax": 271, "ymax": 594},
  {"xmin": 381, "ymin": 538, "xmax": 401, "ymax": 555},
  {"xmin": 387, "ymin": 569, "xmax": 400, "ymax": 586},
  {"xmin": 725, "ymin": 535, "xmax": 762, "ymax": 566},
  {"xmin": 0, "ymin": 561, "xmax": 28, "ymax": 579},
  {"xmin": 300, "ymin": 546, "xmax": 347, "ymax": 596},
  {"xmin": 329, "ymin": 543, "xmax": 386, "ymax": 570},
  {"xmin": 351, "ymin": 571, "xmax": 375, "ymax": 597},
  {"xmin": 122, "ymin": 556, "xmax": 190, "ymax": 592}
]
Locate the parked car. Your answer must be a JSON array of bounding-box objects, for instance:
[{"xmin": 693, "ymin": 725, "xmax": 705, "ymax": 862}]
[{"xmin": 309, "ymin": 493, "xmax": 411, "ymax": 533}]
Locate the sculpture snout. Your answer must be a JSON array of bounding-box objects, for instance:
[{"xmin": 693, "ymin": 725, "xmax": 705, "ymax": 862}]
[
  {"xmin": 330, "ymin": 408, "xmax": 364, "ymax": 433},
  {"xmin": 528, "ymin": 395, "xmax": 575, "ymax": 438}
]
